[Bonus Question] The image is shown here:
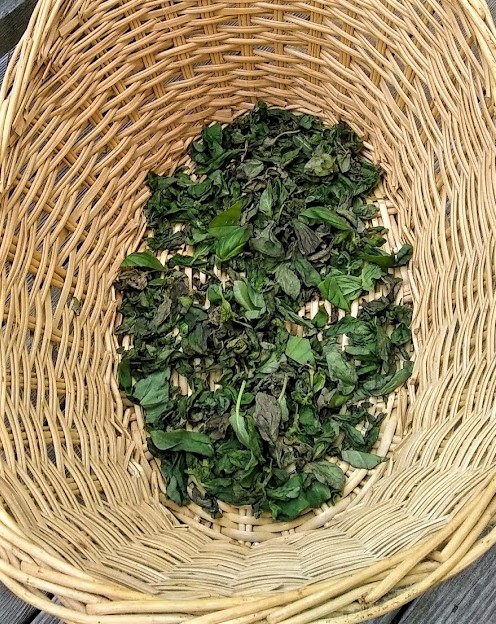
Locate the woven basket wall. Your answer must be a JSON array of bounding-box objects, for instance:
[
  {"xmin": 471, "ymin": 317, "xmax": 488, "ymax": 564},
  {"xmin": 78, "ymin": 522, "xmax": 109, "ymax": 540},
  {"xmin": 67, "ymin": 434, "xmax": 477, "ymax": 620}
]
[{"xmin": 1, "ymin": 0, "xmax": 496, "ymax": 622}]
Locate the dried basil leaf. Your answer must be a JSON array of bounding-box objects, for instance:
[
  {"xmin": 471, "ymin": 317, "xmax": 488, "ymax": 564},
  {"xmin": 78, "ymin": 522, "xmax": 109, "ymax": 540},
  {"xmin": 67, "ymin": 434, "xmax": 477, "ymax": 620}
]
[
  {"xmin": 275, "ymin": 264, "xmax": 301, "ymax": 299},
  {"xmin": 341, "ymin": 449, "xmax": 383, "ymax": 470},
  {"xmin": 115, "ymin": 103, "xmax": 413, "ymax": 521},
  {"xmin": 254, "ymin": 392, "xmax": 281, "ymax": 444},
  {"xmin": 150, "ymin": 430, "xmax": 214, "ymax": 456},
  {"xmin": 286, "ymin": 336, "xmax": 315, "ymax": 366},
  {"xmin": 121, "ymin": 251, "xmax": 166, "ymax": 271}
]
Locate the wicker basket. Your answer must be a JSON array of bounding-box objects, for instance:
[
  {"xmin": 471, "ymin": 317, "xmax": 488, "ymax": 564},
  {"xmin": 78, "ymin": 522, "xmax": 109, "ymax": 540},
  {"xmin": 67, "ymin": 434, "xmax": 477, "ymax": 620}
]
[{"xmin": 1, "ymin": 0, "xmax": 496, "ymax": 622}]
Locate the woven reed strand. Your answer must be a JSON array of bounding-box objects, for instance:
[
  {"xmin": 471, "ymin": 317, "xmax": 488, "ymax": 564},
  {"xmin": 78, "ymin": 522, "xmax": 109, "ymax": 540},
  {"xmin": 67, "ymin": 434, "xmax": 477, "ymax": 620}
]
[{"xmin": 1, "ymin": 0, "xmax": 496, "ymax": 622}]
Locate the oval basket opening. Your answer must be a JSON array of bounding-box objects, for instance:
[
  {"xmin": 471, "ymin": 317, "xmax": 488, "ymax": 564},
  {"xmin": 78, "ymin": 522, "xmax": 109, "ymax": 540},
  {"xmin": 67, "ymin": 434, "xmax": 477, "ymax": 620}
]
[{"xmin": 1, "ymin": 0, "xmax": 496, "ymax": 621}]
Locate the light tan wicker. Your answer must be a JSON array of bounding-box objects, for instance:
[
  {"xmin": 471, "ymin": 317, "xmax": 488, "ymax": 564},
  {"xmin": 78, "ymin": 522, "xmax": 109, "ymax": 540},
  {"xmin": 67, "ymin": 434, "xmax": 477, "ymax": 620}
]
[{"xmin": 1, "ymin": 0, "xmax": 496, "ymax": 622}]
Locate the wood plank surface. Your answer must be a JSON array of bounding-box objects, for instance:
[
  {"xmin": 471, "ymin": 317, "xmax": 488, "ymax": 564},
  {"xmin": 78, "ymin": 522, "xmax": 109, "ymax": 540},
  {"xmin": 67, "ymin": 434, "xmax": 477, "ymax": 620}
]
[
  {"xmin": 0, "ymin": 583, "xmax": 37, "ymax": 622},
  {"xmin": 0, "ymin": 0, "xmax": 37, "ymax": 56},
  {"xmin": 367, "ymin": 611, "xmax": 401, "ymax": 624},
  {"xmin": 394, "ymin": 540, "xmax": 496, "ymax": 624},
  {"xmin": 30, "ymin": 610, "xmax": 62, "ymax": 624}
]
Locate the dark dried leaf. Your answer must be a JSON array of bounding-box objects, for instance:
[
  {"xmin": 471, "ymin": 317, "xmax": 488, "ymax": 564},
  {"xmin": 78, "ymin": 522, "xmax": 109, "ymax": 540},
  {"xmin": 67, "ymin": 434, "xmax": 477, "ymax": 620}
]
[
  {"xmin": 254, "ymin": 392, "xmax": 282, "ymax": 444},
  {"xmin": 115, "ymin": 103, "xmax": 413, "ymax": 520}
]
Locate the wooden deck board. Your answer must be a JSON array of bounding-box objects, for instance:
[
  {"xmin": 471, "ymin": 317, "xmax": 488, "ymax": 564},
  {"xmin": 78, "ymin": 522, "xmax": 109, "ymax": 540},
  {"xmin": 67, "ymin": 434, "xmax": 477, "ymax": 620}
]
[
  {"xmin": 394, "ymin": 542, "xmax": 496, "ymax": 624},
  {"xmin": 366, "ymin": 611, "xmax": 400, "ymax": 624},
  {"xmin": 0, "ymin": 0, "xmax": 37, "ymax": 57},
  {"xmin": 30, "ymin": 611, "xmax": 62, "ymax": 624},
  {"xmin": 0, "ymin": 583, "xmax": 38, "ymax": 623}
]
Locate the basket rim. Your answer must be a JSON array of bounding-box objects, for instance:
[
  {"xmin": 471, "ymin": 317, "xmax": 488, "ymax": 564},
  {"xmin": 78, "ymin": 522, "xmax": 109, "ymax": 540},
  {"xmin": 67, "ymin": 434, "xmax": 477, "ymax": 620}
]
[
  {"xmin": 1, "ymin": 0, "xmax": 496, "ymax": 622},
  {"xmin": 1, "ymin": 476, "xmax": 496, "ymax": 623}
]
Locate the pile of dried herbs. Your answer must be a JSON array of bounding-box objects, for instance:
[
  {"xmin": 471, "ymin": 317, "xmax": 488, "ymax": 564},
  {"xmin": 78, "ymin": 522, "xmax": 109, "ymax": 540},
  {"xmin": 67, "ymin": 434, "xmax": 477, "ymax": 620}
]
[{"xmin": 115, "ymin": 103, "xmax": 413, "ymax": 520}]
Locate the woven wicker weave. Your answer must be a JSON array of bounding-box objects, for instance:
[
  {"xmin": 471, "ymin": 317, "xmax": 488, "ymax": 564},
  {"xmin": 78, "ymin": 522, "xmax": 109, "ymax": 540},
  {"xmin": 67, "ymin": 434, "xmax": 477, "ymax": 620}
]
[{"xmin": 1, "ymin": 0, "xmax": 496, "ymax": 622}]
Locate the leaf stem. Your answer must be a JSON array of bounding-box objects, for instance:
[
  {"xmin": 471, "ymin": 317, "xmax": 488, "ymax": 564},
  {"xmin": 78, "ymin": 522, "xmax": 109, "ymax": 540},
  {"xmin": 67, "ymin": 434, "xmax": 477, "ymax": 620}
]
[
  {"xmin": 236, "ymin": 380, "xmax": 247, "ymax": 418},
  {"xmin": 278, "ymin": 374, "xmax": 289, "ymax": 403}
]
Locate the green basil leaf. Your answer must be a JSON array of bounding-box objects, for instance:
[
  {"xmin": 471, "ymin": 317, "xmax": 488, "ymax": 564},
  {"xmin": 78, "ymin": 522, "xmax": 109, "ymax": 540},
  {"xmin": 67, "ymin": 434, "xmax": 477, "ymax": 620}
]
[
  {"xmin": 268, "ymin": 474, "xmax": 302, "ymax": 500},
  {"xmin": 188, "ymin": 179, "xmax": 211, "ymax": 198},
  {"xmin": 118, "ymin": 358, "xmax": 132, "ymax": 394},
  {"xmin": 132, "ymin": 370, "xmax": 170, "ymax": 425},
  {"xmin": 319, "ymin": 274, "xmax": 350, "ymax": 311},
  {"xmin": 229, "ymin": 410, "xmax": 251, "ymax": 449},
  {"xmin": 360, "ymin": 244, "xmax": 412, "ymax": 269},
  {"xmin": 220, "ymin": 299, "xmax": 233, "ymax": 323},
  {"xmin": 254, "ymin": 392, "xmax": 281, "ymax": 444},
  {"xmin": 293, "ymin": 220, "xmax": 322, "ymax": 255},
  {"xmin": 372, "ymin": 361, "xmax": 413, "ymax": 396},
  {"xmin": 353, "ymin": 203, "xmax": 378, "ymax": 219},
  {"xmin": 259, "ymin": 353, "xmax": 283, "ymax": 375},
  {"xmin": 335, "ymin": 274, "xmax": 363, "ymax": 299},
  {"xmin": 391, "ymin": 324, "xmax": 412, "ymax": 346},
  {"xmin": 207, "ymin": 283, "xmax": 223, "ymax": 304},
  {"xmin": 203, "ymin": 122, "xmax": 223, "ymax": 147},
  {"xmin": 319, "ymin": 273, "xmax": 362, "ymax": 310},
  {"xmin": 229, "ymin": 411, "xmax": 262, "ymax": 459},
  {"xmin": 275, "ymin": 264, "xmax": 301, "ymax": 299},
  {"xmin": 250, "ymin": 224, "xmax": 284, "ymax": 258},
  {"xmin": 361, "ymin": 263, "xmax": 383, "ymax": 291},
  {"xmin": 215, "ymin": 226, "xmax": 251, "ymax": 261},
  {"xmin": 121, "ymin": 251, "xmax": 166, "ymax": 271},
  {"xmin": 239, "ymin": 159, "xmax": 264, "ymax": 179},
  {"xmin": 161, "ymin": 455, "xmax": 189, "ymax": 505},
  {"xmin": 325, "ymin": 345, "xmax": 357, "ymax": 395},
  {"xmin": 150, "ymin": 429, "xmax": 214, "ymax": 457},
  {"xmin": 208, "ymin": 200, "xmax": 243, "ymax": 236},
  {"xmin": 300, "ymin": 207, "xmax": 352, "ymax": 230},
  {"xmin": 325, "ymin": 315, "xmax": 359, "ymax": 337},
  {"xmin": 341, "ymin": 449, "xmax": 383, "ymax": 469},
  {"xmin": 359, "ymin": 250, "xmax": 395, "ymax": 268},
  {"xmin": 293, "ymin": 252, "xmax": 321, "ymax": 287},
  {"xmin": 304, "ymin": 153, "xmax": 337, "ymax": 176},
  {"xmin": 395, "ymin": 244, "xmax": 413, "ymax": 266},
  {"xmin": 312, "ymin": 306, "xmax": 329, "ymax": 328},
  {"xmin": 307, "ymin": 462, "xmax": 345, "ymax": 491},
  {"xmin": 233, "ymin": 279, "xmax": 266, "ymax": 317},
  {"xmin": 304, "ymin": 480, "xmax": 331, "ymax": 509},
  {"xmin": 299, "ymin": 406, "xmax": 320, "ymax": 436},
  {"xmin": 312, "ymin": 369, "xmax": 327, "ymax": 394},
  {"xmin": 286, "ymin": 336, "xmax": 315, "ymax": 366},
  {"xmin": 259, "ymin": 182, "xmax": 273, "ymax": 217}
]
